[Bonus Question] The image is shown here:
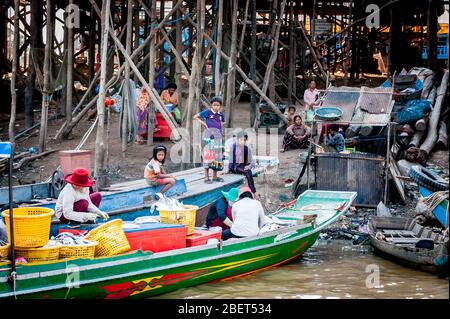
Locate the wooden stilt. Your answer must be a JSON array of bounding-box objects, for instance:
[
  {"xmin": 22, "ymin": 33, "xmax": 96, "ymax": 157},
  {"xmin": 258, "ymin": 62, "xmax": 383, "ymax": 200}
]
[
  {"xmin": 225, "ymin": 0, "xmax": 238, "ymax": 128},
  {"xmin": 214, "ymin": 0, "xmax": 223, "ymax": 96},
  {"xmin": 8, "ymin": 0, "xmax": 19, "ymax": 147}
]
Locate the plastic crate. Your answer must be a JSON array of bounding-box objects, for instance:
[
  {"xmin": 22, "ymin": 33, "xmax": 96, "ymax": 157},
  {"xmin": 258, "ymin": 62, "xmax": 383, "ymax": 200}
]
[{"xmin": 186, "ymin": 230, "xmax": 221, "ymax": 247}]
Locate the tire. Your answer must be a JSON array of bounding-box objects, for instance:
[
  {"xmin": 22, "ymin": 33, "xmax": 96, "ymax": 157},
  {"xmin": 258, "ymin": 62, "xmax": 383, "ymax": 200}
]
[{"xmin": 408, "ymin": 165, "xmax": 449, "ymax": 192}]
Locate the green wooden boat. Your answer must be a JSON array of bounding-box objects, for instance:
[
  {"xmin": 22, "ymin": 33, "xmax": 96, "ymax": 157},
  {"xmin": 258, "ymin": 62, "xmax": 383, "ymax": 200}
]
[{"xmin": 0, "ymin": 190, "xmax": 356, "ymax": 299}]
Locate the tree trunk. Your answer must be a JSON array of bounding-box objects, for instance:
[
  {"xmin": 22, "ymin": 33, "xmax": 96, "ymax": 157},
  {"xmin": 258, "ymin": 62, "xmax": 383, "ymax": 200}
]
[
  {"xmin": 420, "ymin": 70, "xmax": 449, "ymax": 157},
  {"xmin": 94, "ymin": 0, "xmax": 112, "ymax": 187},
  {"xmin": 39, "ymin": 0, "xmax": 53, "ymax": 153},
  {"xmin": 436, "ymin": 121, "xmax": 448, "ymax": 149},
  {"xmin": 8, "ymin": 0, "xmax": 20, "ymax": 147}
]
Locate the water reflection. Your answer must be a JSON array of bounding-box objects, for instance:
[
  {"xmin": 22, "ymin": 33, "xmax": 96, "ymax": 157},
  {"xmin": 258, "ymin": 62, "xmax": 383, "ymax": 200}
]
[{"xmin": 155, "ymin": 240, "xmax": 449, "ymax": 299}]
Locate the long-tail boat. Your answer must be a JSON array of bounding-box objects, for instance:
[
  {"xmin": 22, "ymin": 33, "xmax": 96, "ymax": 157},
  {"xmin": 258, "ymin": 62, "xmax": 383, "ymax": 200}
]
[{"xmin": 0, "ymin": 190, "xmax": 356, "ymax": 299}]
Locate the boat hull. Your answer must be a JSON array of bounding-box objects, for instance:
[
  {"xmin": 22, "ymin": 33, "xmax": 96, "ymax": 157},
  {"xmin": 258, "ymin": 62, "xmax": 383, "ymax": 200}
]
[{"xmin": 0, "ymin": 225, "xmax": 319, "ymax": 299}]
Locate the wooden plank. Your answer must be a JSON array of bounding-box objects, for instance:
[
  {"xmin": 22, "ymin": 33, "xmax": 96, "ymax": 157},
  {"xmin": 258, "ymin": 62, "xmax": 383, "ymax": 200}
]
[{"xmin": 385, "ymin": 238, "xmax": 421, "ymax": 244}]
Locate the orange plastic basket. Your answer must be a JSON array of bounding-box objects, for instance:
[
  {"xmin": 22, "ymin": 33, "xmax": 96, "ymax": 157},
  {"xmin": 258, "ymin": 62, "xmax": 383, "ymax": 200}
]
[
  {"xmin": 85, "ymin": 219, "xmax": 130, "ymax": 257},
  {"xmin": 0, "ymin": 243, "xmax": 10, "ymax": 260},
  {"xmin": 159, "ymin": 205, "xmax": 198, "ymax": 235},
  {"xmin": 1, "ymin": 207, "xmax": 54, "ymax": 248},
  {"xmin": 15, "ymin": 242, "xmax": 61, "ymax": 264},
  {"xmin": 59, "ymin": 241, "xmax": 98, "ymax": 260}
]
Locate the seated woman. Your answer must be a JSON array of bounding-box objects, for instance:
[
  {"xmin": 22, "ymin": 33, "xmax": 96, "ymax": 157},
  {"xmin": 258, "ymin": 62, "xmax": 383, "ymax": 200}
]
[
  {"xmin": 280, "ymin": 115, "xmax": 311, "ymax": 153},
  {"xmin": 55, "ymin": 168, "xmax": 109, "ymax": 223},
  {"xmin": 204, "ymin": 188, "xmax": 239, "ymax": 230},
  {"xmin": 144, "ymin": 145, "xmax": 176, "ymax": 196},
  {"xmin": 160, "ymin": 83, "xmax": 181, "ymax": 124},
  {"xmin": 222, "ymin": 186, "xmax": 272, "ymax": 240},
  {"xmin": 228, "ymin": 131, "xmax": 256, "ymax": 194}
]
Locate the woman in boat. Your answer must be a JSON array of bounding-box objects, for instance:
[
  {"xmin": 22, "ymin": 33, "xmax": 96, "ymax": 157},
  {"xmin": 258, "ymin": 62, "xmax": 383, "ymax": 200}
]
[
  {"xmin": 204, "ymin": 187, "xmax": 240, "ymax": 230},
  {"xmin": 228, "ymin": 131, "xmax": 257, "ymax": 194},
  {"xmin": 144, "ymin": 145, "xmax": 176, "ymax": 196},
  {"xmin": 222, "ymin": 186, "xmax": 272, "ymax": 240},
  {"xmin": 280, "ymin": 115, "xmax": 311, "ymax": 153},
  {"xmin": 55, "ymin": 168, "xmax": 109, "ymax": 223}
]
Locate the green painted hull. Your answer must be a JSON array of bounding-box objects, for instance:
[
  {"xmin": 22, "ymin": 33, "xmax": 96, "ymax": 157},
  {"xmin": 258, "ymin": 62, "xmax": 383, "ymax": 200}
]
[{"xmin": 0, "ymin": 190, "xmax": 356, "ymax": 299}]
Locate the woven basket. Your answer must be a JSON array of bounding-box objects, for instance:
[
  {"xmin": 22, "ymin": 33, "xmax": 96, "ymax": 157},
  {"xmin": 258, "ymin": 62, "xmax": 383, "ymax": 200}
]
[
  {"xmin": 85, "ymin": 219, "xmax": 130, "ymax": 257},
  {"xmin": 1, "ymin": 207, "xmax": 54, "ymax": 248},
  {"xmin": 59, "ymin": 241, "xmax": 98, "ymax": 260},
  {"xmin": 15, "ymin": 242, "xmax": 61, "ymax": 264},
  {"xmin": 0, "ymin": 243, "xmax": 10, "ymax": 259},
  {"xmin": 159, "ymin": 205, "xmax": 198, "ymax": 235}
]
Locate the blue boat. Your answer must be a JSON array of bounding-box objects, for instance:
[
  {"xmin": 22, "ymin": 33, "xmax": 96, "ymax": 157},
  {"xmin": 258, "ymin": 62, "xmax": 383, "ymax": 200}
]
[{"xmin": 419, "ymin": 186, "xmax": 449, "ymax": 228}]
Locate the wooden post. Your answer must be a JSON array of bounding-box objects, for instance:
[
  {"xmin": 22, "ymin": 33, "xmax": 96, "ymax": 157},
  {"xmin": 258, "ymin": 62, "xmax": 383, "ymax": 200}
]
[
  {"xmin": 122, "ymin": 0, "xmax": 133, "ymax": 155},
  {"xmin": 39, "ymin": 0, "xmax": 53, "ymax": 153},
  {"xmin": 8, "ymin": 0, "xmax": 19, "ymax": 147},
  {"xmin": 268, "ymin": 0, "xmax": 279, "ymax": 102},
  {"xmin": 94, "ymin": 0, "xmax": 112, "ymax": 187},
  {"xmin": 66, "ymin": 0, "xmax": 74, "ymax": 125},
  {"xmin": 225, "ymin": 0, "xmax": 238, "ymax": 127},
  {"xmin": 214, "ymin": 0, "xmax": 223, "ymax": 95},
  {"xmin": 250, "ymin": 0, "xmax": 257, "ymax": 126},
  {"xmin": 24, "ymin": 0, "xmax": 43, "ymax": 128},
  {"xmin": 175, "ymin": 0, "xmax": 183, "ymax": 103},
  {"xmin": 420, "ymin": 71, "xmax": 449, "ymax": 157},
  {"xmin": 427, "ymin": 0, "xmax": 438, "ymax": 71},
  {"xmin": 147, "ymin": 0, "xmax": 157, "ymax": 146},
  {"xmin": 288, "ymin": 0, "xmax": 295, "ymax": 104},
  {"xmin": 238, "ymin": 0, "xmax": 250, "ymax": 54},
  {"xmin": 88, "ymin": 6, "xmax": 96, "ymax": 91}
]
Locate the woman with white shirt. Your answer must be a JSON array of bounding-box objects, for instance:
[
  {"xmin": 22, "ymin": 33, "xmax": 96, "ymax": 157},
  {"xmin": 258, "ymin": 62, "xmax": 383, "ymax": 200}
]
[
  {"xmin": 221, "ymin": 186, "xmax": 271, "ymax": 240},
  {"xmin": 55, "ymin": 168, "xmax": 109, "ymax": 223}
]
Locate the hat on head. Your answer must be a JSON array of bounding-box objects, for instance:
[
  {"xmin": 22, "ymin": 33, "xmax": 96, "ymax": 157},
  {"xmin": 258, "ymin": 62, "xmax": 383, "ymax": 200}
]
[
  {"xmin": 64, "ymin": 167, "xmax": 94, "ymax": 188},
  {"xmin": 238, "ymin": 186, "xmax": 254, "ymax": 199},
  {"xmin": 221, "ymin": 188, "xmax": 240, "ymax": 203}
]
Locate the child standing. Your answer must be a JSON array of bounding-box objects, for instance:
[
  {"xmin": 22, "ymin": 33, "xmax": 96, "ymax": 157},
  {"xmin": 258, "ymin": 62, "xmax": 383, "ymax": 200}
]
[
  {"xmin": 144, "ymin": 145, "xmax": 176, "ymax": 195},
  {"xmin": 194, "ymin": 96, "xmax": 225, "ymax": 184}
]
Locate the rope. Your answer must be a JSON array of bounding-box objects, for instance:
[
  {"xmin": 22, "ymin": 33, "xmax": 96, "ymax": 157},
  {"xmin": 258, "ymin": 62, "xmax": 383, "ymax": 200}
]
[{"xmin": 416, "ymin": 191, "xmax": 449, "ymax": 222}]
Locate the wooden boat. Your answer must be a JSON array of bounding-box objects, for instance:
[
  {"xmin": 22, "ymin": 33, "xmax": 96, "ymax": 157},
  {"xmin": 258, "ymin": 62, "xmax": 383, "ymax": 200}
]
[
  {"xmin": 418, "ymin": 186, "xmax": 449, "ymax": 228},
  {"xmin": 0, "ymin": 156, "xmax": 279, "ymax": 236},
  {"xmin": 368, "ymin": 216, "xmax": 448, "ymax": 274},
  {"xmin": 0, "ymin": 190, "xmax": 356, "ymax": 299}
]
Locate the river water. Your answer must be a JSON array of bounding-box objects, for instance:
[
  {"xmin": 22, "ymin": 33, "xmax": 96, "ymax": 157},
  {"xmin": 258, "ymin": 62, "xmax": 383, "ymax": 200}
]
[{"xmin": 157, "ymin": 240, "xmax": 449, "ymax": 299}]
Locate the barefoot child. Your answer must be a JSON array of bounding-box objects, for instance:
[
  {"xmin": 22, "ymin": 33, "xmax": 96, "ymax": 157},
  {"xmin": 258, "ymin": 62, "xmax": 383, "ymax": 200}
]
[
  {"xmin": 144, "ymin": 145, "xmax": 176, "ymax": 195},
  {"xmin": 194, "ymin": 96, "xmax": 225, "ymax": 184}
]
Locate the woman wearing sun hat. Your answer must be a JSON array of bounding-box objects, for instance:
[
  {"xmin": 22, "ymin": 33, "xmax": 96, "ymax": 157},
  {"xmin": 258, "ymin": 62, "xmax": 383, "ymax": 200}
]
[
  {"xmin": 222, "ymin": 186, "xmax": 271, "ymax": 240},
  {"xmin": 204, "ymin": 187, "xmax": 240, "ymax": 230},
  {"xmin": 55, "ymin": 167, "xmax": 109, "ymax": 223}
]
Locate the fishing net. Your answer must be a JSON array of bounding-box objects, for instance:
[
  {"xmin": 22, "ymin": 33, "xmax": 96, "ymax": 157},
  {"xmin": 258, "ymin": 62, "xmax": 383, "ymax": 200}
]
[{"xmin": 30, "ymin": 48, "xmax": 67, "ymax": 93}]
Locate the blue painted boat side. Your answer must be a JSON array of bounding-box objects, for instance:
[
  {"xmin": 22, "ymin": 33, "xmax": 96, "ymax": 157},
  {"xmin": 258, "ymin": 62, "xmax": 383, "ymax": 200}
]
[
  {"xmin": 419, "ymin": 186, "xmax": 449, "ymax": 228},
  {"xmin": 0, "ymin": 182, "xmax": 52, "ymax": 206}
]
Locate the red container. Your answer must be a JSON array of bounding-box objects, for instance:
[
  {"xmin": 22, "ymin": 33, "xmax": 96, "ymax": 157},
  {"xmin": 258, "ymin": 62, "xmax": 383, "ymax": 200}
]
[
  {"xmin": 59, "ymin": 150, "xmax": 92, "ymax": 176},
  {"xmin": 124, "ymin": 223, "xmax": 187, "ymax": 253},
  {"xmin": 186, "ymin": 229, "xmax": 222, "ymax": 247}
]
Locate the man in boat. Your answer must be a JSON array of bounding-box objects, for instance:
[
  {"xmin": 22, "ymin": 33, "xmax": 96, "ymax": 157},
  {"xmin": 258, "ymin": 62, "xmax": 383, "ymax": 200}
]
[
  {"xmin": 55, "ymin": 168, "xmax": 109, "ymax": 223},
  {"xmin": 222, "ymin": 186, "xmax": 272, "ymax": 240},
  {"xmin": 204, "ymin": 188, "xmax": 239, "ymax": 230}
]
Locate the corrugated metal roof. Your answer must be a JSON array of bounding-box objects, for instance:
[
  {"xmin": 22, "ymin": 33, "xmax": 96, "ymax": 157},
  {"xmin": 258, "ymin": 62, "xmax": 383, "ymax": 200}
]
[{"xmin": 359, "ymin": 87, "xmax": 392, "ymax": 114}]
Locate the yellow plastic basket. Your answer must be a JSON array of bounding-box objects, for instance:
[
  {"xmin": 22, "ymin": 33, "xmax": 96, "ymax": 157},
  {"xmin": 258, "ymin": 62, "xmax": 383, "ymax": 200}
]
[
  {"xmin": 1, "ymin": 207, "xmax": 54, "ymax": 248},
  {"xmin": 59, "ymin": 241, "xmax": 98, "ymax": 260},
  {"xmin": 15, "ymin": 242, "xmax": 61, "ymax": 264},
  {"xmin": 0, "ymin": 243, "xmax": 10, "ymax": 259},
  {"xmin": 159, "ymin": 205, "xmax": 198, "ymax": 235},
  {"xmin": 85, "ymin": 219, "xmax": 130, "ymax": 257}
]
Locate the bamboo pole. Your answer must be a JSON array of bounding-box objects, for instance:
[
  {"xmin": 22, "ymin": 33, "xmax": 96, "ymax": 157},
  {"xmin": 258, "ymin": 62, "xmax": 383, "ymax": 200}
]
[
  {"xmin": 175, "ymin": 0, "xmax": 183, "ymax": 115},
  {"xmin": 94, "ymin": 0, "xmax": 112, "ymax": 186},
  {"xmin": 8, "ymin": 0, "xmax": 19, "ymax": 147},
  {"xmin": 225, "ymin": 0, "xmax": 238, "ymax": 127},
  {"xmin": 238, "ymin": 0, "xmax": 250, "ymax": 55},
  {"xmin": 250, "ymin": 0, "xmax": 257, "ymax": 126},
  {"xmin": 267, "ymin": 0, "xmax": 279, "ymax": 101},
  {"xmin": 65, "ymin": 0, "xmax": 74, "ymax": 125},
  {"xmin": 38, "ymin": 0, "xmax": 53, "ymax": 153},
  {"xmin": 214, "ymin": 0, "xmax": 223, "ymax": 95}
]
